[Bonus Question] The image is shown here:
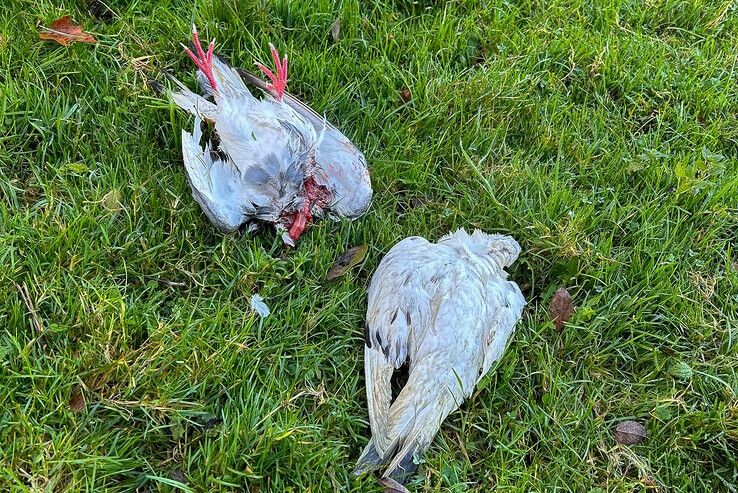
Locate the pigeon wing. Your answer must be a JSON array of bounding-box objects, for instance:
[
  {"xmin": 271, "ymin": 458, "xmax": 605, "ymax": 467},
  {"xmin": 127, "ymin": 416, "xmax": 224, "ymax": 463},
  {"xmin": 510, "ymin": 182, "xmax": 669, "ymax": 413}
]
[{"xmin": 362, "ymin": 237, "xmax": 444, "ymax": 458}]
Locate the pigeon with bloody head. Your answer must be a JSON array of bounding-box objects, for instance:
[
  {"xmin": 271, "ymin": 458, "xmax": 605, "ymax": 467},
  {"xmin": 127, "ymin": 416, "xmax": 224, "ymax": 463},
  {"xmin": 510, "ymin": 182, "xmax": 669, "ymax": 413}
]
[{"xmin": 168, "ymin": 26, "xmax": 372, "ymax": 245}]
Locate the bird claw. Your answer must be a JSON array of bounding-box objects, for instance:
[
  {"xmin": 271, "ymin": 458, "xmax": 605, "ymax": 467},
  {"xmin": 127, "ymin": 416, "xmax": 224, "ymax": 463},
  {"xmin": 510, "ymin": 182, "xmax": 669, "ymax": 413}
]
[
  {"xmin": 183, "ymin": 25, "xmax": 217, "ymax": 93},
  {"xmin": 255, "ymin": 43, "xmax": 288, "ymax": 101}
]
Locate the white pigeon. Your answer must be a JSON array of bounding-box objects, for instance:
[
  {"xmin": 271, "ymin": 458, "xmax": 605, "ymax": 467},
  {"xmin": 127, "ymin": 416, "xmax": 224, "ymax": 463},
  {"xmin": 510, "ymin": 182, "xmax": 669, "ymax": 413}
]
[
  {"xmin": 168, "ymin": 27, "xmax": 372, "ymax": 245},
  {"xmin": 354, "ymin": 229, "xmax": 526, "ymax": 483}
]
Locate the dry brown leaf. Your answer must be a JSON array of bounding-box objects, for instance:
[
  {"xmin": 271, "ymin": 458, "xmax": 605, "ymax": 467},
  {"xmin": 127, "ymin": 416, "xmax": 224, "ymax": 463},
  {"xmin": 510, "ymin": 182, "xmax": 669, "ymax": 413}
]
[
  {"xmin": 330, "ymin": 18, "xmax": 341, "ymax": 42},
  {"xmin": 102, "ymin": 189, "xmax": 122, "ymax": 212},
  {"xmin": 549, "ymin": 286, "xmax": 574, "ymax": 330},
  {"xmin": 40, "ymin": 16, "xmax": 97, "ymax": 47},
  {"xmin": 88, "ymin": 0, "xmax": 114, "ymax": 21},
  {"xmin": 69, "ymin": 385, "xmax": 85, "ymax": 413},
  {"xmin": 326, "ymin": 245, "xmax": 368, "ymax": 280},
  {"xmin": 169, "ymin": 469, "xmax": 187, "ymax": 484},
  {"xmin": 399, "ymin": 87, "xmax": 412, "ymax": 103},
  {"xmin": 614, "ymin": 420, "xmax": 646, "ymax": 445}
]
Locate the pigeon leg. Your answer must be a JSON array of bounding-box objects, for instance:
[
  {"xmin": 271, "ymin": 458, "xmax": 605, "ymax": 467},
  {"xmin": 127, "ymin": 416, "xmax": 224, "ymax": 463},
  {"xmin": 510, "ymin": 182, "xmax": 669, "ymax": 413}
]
[
  {"xmin": 255, "ymin": 43, "xmax": 288, "ymax": 101},
  {"xmin": 182, "ymin": 25, "xmax": 217, "ymax": 93}
]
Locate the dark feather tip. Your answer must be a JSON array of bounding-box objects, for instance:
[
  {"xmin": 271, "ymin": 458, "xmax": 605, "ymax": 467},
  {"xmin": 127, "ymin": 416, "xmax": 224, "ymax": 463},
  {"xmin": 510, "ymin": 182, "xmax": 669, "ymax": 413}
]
[
  {"xmin": 148, "ymin": 79, "xmax": 165, "ymax": 96},
  {"xmin": 353, "ymin": 442, "xmax": 384, "ymax": 476},
  {"xmin": 379, "ymin": 477, "xmax": 411, "ymax": 493}
]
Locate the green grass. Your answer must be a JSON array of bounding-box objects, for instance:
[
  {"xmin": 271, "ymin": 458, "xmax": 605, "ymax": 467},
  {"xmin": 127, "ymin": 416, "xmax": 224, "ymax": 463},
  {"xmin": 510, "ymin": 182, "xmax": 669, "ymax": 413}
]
[{"xmin": 2, "ymin": 0, "xmax": 738, "ymax": 491}]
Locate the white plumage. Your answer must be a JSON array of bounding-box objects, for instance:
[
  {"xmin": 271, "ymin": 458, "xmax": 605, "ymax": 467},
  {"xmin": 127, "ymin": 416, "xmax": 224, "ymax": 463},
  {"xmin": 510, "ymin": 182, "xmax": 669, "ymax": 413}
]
[
  {"xmin": 168, "ymin": 28, "xmax": 372, "ymax": 244},
  {"xmin": 355, "ymin": 229, "xmax": 526, "ymax": 483}
]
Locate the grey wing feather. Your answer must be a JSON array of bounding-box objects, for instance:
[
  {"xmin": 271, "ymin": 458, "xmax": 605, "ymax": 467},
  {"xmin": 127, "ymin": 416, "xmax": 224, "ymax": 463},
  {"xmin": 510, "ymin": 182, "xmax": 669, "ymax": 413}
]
[
  {"xmin": 181, "ymin": 117, "xmax": 251, "ymax": 232},
  {"xmin": 181, "ymin": 116, "xmax": 307, "ymax": 229},
  {"xmin": 477, "ymin": 279, "xmax": 526, "ymax": 385}
]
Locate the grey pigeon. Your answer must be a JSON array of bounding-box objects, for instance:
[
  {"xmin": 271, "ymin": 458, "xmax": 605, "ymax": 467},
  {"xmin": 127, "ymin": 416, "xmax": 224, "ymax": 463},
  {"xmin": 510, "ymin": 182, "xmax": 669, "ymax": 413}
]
[
  {"xmin": 169, "ymin": 27, "xmax": 372, "ymax": 245},
  {"xmin": 355, "ymin": 229, "xmax": 526, "ymax": 483}
]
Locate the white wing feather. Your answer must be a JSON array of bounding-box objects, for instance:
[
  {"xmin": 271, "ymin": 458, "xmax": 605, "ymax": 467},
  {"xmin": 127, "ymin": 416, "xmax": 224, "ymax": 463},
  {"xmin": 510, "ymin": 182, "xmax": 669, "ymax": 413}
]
[{"xmin": 358, "ymin": 231, "xmax": 526, "ymax": 480}]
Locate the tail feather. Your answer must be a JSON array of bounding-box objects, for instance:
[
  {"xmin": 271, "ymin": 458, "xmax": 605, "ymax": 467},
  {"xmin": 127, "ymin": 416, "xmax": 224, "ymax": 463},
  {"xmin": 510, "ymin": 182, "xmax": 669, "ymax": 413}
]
[
  {"xmin": 168, "ymin": 75, "xmax": 218, "ymax": 121},
  {"xmin": 383, "ymin": 442, "xmax": 419, "ymax": 483},
  {"xmin": 353, "ymin": 439, "xmax": 387, "ymax": 476},
  {"xmin": 380, "ymin": 374, "xmax": 462, "ymax": 483},
  {"xmin": 208, "ymin": 56, "xmax": 253, "ymax": 101}
]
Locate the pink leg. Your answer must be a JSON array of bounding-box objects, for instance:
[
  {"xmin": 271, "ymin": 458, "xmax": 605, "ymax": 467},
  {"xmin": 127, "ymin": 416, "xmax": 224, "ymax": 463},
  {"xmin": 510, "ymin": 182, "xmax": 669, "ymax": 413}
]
[
  {"xmin": 255, "ymin": 43, "xmax": 288, "ymax": 101},
  {"xmin": 181, "ymin": 25, "xmax": 217, "ymax": 93}
]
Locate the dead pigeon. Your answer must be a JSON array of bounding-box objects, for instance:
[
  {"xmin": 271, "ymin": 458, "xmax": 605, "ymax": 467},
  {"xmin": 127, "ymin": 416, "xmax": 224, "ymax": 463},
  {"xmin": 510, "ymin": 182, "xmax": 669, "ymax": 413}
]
[
  {"xmin": 238, "ymin": 64, "xmax": 372, "ymax": 223},
  {"xmin": 354, "ymin": 229, "xmax": 526, "ymax": 483},
  {"xmin": 168, "ymin": 26, "xmax": 371, "ymax": 245}
]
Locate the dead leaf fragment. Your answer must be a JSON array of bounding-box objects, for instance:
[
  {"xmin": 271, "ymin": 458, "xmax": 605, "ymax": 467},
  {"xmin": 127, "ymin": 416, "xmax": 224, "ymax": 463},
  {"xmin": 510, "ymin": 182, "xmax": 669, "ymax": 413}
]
[
  {"xmin": 88, "ymin": 0, "xmax": 114, "ymax": 21},
  {"xmin": 549, "ymin": 286, "xmax": 574, "ymax": 330},
  {"xmin": 169, "ymin": 469, "xmax": 187, "ymax": 484},
  {"xmin": 40, "ymin": 16, "xmax": 97, "ymax": 47},
  {"xmin": 614, "ymin": 420, "xmax": 646, "ymax": 445},
  {"xmin": 379, "ymin": 477, "xmax": 410, "ymax": 493},
  {"xmin": 330, "ymin": 18, "xmax": 341, "ymax": 42},
  {"xmin": 326, "ymin": 245, "xmax": 368, "ymax": 280},
  {"xmin": 399, "ymin": 87, "xmax": 412, "ymax": 103},
  {"xmin": 69, "ymin": 385, "xmax": 85, "ymax": 413},
  {"xmin": 101, "ymin": 189, "xmax": 122, "ymax": 212}
]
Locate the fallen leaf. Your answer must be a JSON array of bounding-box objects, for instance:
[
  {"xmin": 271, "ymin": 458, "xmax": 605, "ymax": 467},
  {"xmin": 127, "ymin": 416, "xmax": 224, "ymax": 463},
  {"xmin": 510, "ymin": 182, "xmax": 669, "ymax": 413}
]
[
  {"xmin": 40, "ymin": 16, "xmax": 97, "ymax": 47},
  {"xmin": 399, "ymin": 87, "xmax": 412, "ymax": 103},
  {"xmin": 69, "ymin": 385, "xmax": 85, "ymax": 413},
  {"xmin": 549, "ymin": 286, "xmax": 574, "ymax": 330},
  {"xmin": 614, "ymin": 420, "xmax": 646, "ymax": 445},
  {"xmin": 652, "ymin": 405, "xmax": 672, "ymax": 422},
  {"xmin": 88, "ymin": 0, "xmax": 114, "ymax": 21},
  {"xmin": 169, "ymin": 469, "xmax": 187, "ymax": 484},
  {"xmin": 379, "ymin": 477, "xmax": 410, "ymax": 493},
  {"xmin": 101, "ymin": 189, "xmax": 122, "ymax": 212},
  {"xmin": 330, "ymin": 18, "xmax": 341, "ymax": 42},
  {"xmin": 669, "ymin": 361, "xmax": 693, "ymax": 380},
  {"xmin": 326, "ymin": 245, "xmax": 368, "ymax": 280},
  {"xmin": 61, "ymin": 162, "xmax": 90, "ymax": 175}
]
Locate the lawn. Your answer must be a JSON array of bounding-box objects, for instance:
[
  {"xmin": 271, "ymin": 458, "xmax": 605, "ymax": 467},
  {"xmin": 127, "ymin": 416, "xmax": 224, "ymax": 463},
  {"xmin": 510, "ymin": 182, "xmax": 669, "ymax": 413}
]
[{"xmin": 2, "ymin": 0, "xmax": 738, "ymax": 491}]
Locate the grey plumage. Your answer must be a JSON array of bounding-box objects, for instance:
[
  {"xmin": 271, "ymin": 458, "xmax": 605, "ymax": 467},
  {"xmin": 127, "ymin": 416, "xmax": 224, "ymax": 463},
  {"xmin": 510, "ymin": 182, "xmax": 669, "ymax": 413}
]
[
  {"xmin": 355, "ymin": 229, "xmax": 526, "ymax": 482},
  {"xmin": 172, "ymin": 55, "xmax": 314, "ymax": 235},
  {"xmin": 168, "ymin": 37, "xmax": 372, "ymax": 244},
  {"xmin": 237, "ymin": 68, "xmax": 372, "ymax": 218}
]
